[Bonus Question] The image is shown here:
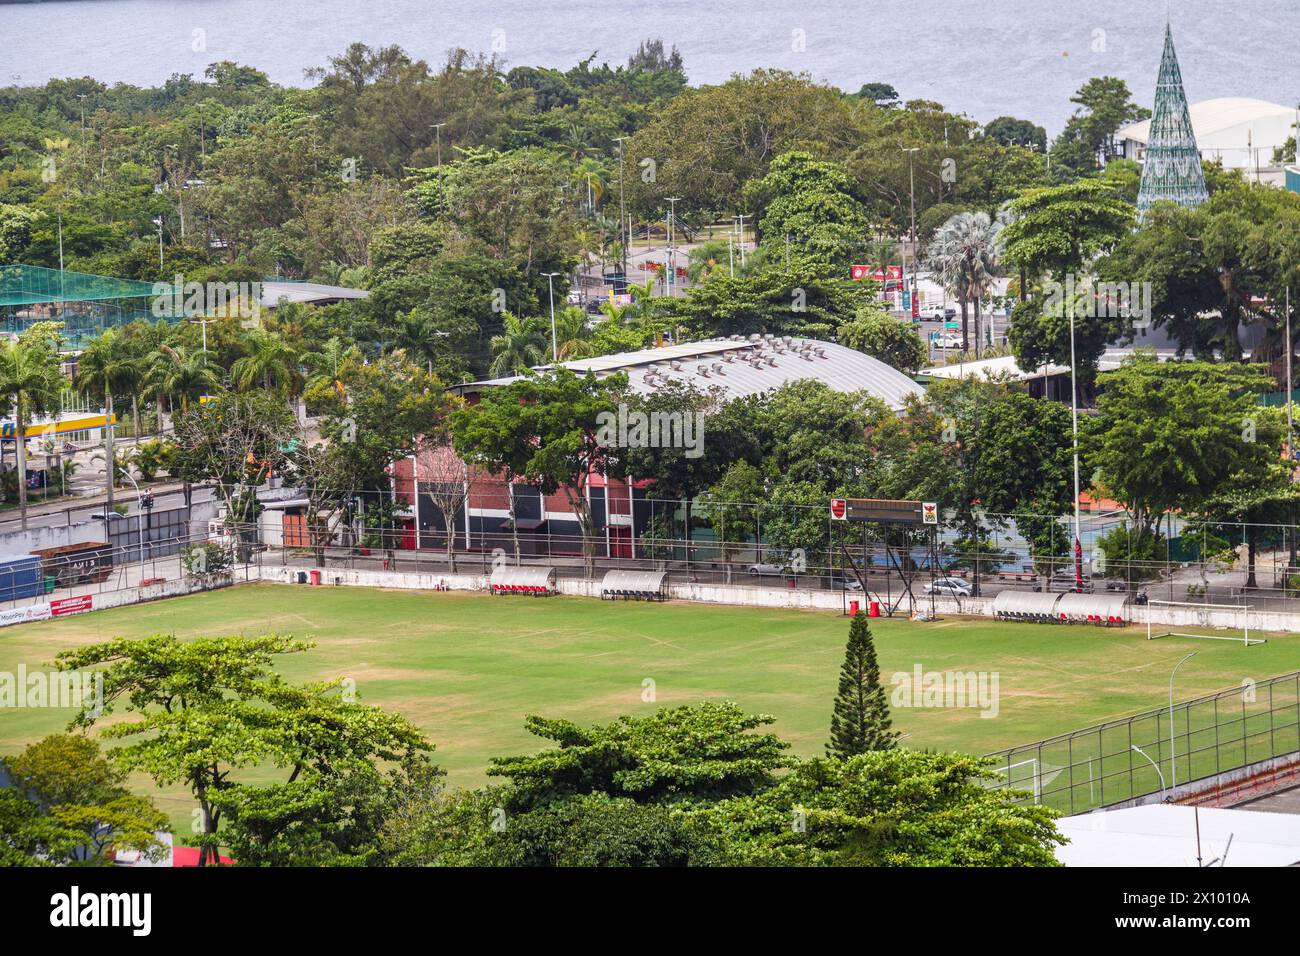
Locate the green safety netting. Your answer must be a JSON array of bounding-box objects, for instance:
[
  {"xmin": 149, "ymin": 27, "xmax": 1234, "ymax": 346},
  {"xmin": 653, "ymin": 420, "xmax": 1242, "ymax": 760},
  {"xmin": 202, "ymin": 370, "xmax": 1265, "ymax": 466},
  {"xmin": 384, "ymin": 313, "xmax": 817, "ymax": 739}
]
[{"xmin": 0, "ymin": 264, "xmax": 174, "ymax": 347}]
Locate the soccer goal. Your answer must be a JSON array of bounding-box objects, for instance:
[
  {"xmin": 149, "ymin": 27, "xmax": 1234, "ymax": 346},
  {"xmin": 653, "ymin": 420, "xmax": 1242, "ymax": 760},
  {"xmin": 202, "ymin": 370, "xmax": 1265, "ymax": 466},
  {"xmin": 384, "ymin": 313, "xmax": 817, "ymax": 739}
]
[
  {"xmin": 1145, "ymin": 600, "xmax": 1265, "ymax": 646},
  {"xmin": 990, "ymin": 758, "xmax": 1043, "ymax": 804}
]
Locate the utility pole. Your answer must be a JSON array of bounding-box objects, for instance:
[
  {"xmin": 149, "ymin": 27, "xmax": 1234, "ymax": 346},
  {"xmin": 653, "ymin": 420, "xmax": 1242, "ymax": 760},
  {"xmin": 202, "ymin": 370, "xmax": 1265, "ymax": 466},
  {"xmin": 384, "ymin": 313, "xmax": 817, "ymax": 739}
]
[
  {"xmin": 1288, "ymin": 285, "xmax": 1296, "ymax": 571},
  {"xmin": 613, "ymin": 136, "xmax": 628, "ymax": 285},
  {"xmin": 152, "ymin": 216, "xmax": 164, "ymax": 269},
  {"xmin": 901, "ymin": 147, "xmax": 919, "ymax": 320},
  {"xmin": 665, "ymin": 197, "xmax": 681, "ymax": 296},
  {"xmin": 541, "ymin": 272, "xmax": 560, "ymax": 361},
  {"xmin": 198, "ymin": 101, "xmax": 206, "ymax": 167},
  {"xmin": 734, "ymin": 213, "xmax": 749, "ymax": 269},
  {"xmin": 430, "ymin": 123, "xmax": 446, "ymax": 205}
]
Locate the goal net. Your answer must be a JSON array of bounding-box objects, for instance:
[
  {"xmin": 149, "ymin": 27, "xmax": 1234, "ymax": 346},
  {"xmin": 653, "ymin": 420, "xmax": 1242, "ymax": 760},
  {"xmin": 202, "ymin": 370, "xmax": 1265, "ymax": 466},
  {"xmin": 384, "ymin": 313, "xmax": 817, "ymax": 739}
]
[{"xmin": 1145, "ymin": 600, "xmax": 1264, "ymax": 646}]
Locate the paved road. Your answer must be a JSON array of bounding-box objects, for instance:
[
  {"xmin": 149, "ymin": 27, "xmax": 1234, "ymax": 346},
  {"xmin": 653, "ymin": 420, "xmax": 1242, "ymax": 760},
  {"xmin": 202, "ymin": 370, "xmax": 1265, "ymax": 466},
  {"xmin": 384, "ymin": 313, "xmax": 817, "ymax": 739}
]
[
  {"xmin": 1234, "ymin": 785, "xmax": 1300, "ymax": 815},
  {"xmin": 0, "ymin": 482, "xmax": 216, "ymax": 532}
]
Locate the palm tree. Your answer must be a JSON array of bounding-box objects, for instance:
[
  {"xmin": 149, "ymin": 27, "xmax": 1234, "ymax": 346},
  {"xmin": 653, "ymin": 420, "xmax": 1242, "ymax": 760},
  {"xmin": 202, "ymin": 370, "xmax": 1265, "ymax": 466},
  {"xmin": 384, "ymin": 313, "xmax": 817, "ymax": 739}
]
[
  {"xmin": 552, "ymin": 306, "xmax": 595, "ymax": 361},
  {"xmin": 230, "ymin": 328, "xmax": 301, "ymax": 398},
  {"xmin": 302, "ymin": 335, "xmax": 359, "ymax": 396},
  {"xmin": 925, "ymin": 211, "xmax": 1002, "ymax": 357},
  {"xmin": 0, "ymin": 338, "xmax": 64, "ymax": 529},
  {"xmin": 391, "ymin": 310, "xmax": 452, "ymax": 376},
  {"xmin": 488, "ymin": 311, "xmax": 546, "ymax": 377},
  {"xmin": 77, "ymin": 329, "xmax": 137, "ymax": 509},
  {"xmin": 147, "ymin": 344, "xmax": 221, "ymax": 419}
]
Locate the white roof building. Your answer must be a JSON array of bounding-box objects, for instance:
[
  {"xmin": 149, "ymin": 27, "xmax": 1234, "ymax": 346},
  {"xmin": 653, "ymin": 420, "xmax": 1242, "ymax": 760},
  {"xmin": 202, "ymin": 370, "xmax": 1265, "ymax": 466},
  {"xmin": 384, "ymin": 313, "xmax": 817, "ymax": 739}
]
[
  {"xmin": 1120, "ymin": 97, "xmax": 1299, "ymax": 176},
  {"xmin": 1056, "ymin": 803, "xmax": 1300, "ymax": 867},
  {"xmin": 451, "ymin": 336, "xmax": 924, "ymax": 411}
]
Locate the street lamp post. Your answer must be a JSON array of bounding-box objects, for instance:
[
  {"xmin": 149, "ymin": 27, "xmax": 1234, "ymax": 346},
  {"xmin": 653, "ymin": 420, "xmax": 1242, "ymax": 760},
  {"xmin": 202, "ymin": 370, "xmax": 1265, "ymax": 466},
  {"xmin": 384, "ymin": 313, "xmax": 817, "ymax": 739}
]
[
  {"xmin": 1169, "ymin": 652, "xmax": 1197, "ymax": 796},
  {"xmin": 152, "ymin": 217, "xmax": 164, "ymax": 268},
  {"xmin": 665, "ymin": 197, "xmax": 681, "ymax": 296},
  {"xmin": 541, "ymin": 272, "xmax": 561, "ymax": 362},
  {"xmin": 734, "ymin": 213, "xmax": 749, "ymax": 269},
  {"xmin": 1130, "ymin": 745, "xmax": 1168, "ymax": 802}
]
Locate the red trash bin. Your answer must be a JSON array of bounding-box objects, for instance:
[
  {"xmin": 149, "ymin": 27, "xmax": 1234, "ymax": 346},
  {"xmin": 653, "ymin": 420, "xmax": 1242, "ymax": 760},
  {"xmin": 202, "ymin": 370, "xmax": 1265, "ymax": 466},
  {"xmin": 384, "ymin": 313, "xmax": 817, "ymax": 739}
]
[
  {"xmin": 868, "ymin": 601, "xmax": 881, "ymax": 618},
  {"xmin": 309, "ymin": 569, "xmax": 321, "ymax": 586},
  {"xmin": 849, "ymin": 600, "xmax": 860, "ymax": 617}
]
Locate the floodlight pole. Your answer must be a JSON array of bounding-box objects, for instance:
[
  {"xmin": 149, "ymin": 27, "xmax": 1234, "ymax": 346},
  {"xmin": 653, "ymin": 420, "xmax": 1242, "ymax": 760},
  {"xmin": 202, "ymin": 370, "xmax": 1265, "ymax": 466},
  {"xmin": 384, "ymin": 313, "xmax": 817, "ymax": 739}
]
[
  {"xmin": 1131, "ymin": 745, "xmax": 1168, "ymax": 802},
  {"xmin": 541, "ymin": 272, "xmax": 560, "ymax": 362},
  {"xmin": 153, "ymin": 217, "xmax": 164, "ymax": 268},
  {"xmin": 1169, "ymin": 651, "xmax": 1197, "ymax": 796}
]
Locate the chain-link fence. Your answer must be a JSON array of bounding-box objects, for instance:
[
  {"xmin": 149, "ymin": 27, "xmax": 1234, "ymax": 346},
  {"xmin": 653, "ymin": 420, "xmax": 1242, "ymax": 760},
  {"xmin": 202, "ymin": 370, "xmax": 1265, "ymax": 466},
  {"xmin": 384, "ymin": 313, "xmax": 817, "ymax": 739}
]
[
  {"xmin": 986, "ymin": 671, "xmax": 1300, "ymax": 814},
  {"xmin": 276, "ymin": 486, "xmax": 1300, "ymax": 611},
  {"xmin": 0, "ymin": 520, "xmax": 261, "ymax": 615}
]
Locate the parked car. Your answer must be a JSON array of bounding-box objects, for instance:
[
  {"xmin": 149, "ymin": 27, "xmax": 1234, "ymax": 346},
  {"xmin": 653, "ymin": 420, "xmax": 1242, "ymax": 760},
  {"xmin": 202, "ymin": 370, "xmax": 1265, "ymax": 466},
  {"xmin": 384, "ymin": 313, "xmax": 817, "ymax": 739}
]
[
  {"xmin": 925, "ymin": 577, "xmax": 972, "ymax": 597},
  {"xmin": 930, "ymin": 331, "xmax": 964, "ymax": 349},
  {"xmin": 918, "ymin": 304, "xmax": 957, "ymax": 321},
  {"xmin": 748, "ymin": 561, "xmax": 787, "ymax": 576},
  {"xmin": 1047, "ymin": 569, "xmax": 1094, "ymax": 593}
]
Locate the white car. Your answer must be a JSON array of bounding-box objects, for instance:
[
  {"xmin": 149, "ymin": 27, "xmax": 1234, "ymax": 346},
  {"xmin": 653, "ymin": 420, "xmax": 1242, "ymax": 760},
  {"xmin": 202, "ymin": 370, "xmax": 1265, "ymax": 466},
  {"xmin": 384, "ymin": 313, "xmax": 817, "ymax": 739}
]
[
  {"xmin": 748, "ymin": 561, "xmax": 787, "ymax": 576},
  {"xmin": 925, "ymin": 577, "xmax": 972, "ymax": 597},
  {"xmin": 918, "ymin": 304, "xmax": 956, "ymax": 321},
  {"xmin": 931, "ymin": 331, "xmax": 964, "ymax": 350}
]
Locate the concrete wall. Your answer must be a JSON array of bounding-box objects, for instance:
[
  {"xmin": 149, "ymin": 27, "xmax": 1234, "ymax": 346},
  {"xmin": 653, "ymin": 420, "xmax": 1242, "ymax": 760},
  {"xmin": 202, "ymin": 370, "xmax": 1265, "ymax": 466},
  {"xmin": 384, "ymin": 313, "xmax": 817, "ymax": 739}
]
[
  {"xmin": 248, "ymin": 564, "xmax": 996, "ymax": 618},
  {"xmin": 0, "ymin": 499, "xmax": 219, "ymax": 556},
  {"xmin": 0, "ymin": 573, "xmax": 234, "ymax": 629}
]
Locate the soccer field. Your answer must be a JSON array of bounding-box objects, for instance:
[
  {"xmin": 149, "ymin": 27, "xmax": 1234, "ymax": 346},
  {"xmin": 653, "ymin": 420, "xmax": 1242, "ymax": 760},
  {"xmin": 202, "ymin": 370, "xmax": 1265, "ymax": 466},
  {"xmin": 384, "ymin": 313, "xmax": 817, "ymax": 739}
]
[{"xmin": 3, "ymin": 583, "xmax": 1300, "ymax": 822}]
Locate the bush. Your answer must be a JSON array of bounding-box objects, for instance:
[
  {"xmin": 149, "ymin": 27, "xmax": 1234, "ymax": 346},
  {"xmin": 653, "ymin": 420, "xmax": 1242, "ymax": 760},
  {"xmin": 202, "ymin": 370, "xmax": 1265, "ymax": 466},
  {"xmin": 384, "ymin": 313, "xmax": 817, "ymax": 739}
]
[{"xmin": 183, "ymin": 541, "xmax": 232, "ymax": 579}]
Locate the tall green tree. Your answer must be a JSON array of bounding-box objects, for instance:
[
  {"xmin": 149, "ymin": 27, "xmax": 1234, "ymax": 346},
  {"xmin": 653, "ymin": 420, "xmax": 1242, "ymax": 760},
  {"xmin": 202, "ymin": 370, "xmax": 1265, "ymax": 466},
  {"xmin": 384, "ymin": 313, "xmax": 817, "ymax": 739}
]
[
  {"xmin": 925, "ymin": 210, "xmax": 1002, "ymax": 355},
  {"xmin": 56, "ymin": 634, "xmax": 431, "ymax": 866},
  {"xmin": 0, "ymin": 332, "xmax": 64, "ymax": 528},
  {"xmin": 827, "ymin": 612, "xmax": 897, "ymax": 758},
  {"xmin": 1084, "ymin": 356, "xmax": 1277, "ymax": 543},
  {"xmin": 76, "ymin": 328, "xmax": 135, "ymax": 508}
]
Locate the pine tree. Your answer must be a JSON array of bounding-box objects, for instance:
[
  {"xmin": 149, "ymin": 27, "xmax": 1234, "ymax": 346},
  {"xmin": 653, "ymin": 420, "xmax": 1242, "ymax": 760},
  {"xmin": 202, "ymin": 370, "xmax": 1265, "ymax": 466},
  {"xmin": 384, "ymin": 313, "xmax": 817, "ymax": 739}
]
[{"xmin": 827, "ymin": 611, "xmax": 898, "ymax": 758}]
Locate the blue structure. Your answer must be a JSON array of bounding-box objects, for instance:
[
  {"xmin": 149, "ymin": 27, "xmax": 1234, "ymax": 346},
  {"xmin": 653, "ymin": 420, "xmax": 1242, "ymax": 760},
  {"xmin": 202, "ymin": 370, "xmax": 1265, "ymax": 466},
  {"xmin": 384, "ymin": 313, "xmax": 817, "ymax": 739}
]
[{"xmin": 0, "ymin": 553, "xmax": 44, "ymax": 602}]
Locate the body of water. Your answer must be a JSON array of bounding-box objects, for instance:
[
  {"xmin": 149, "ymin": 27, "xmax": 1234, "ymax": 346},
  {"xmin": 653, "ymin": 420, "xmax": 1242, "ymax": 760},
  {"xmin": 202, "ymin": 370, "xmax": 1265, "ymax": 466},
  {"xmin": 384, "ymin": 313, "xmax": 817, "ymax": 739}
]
[{"xmin": 0, "ymin": 0, "xmax": 1295, "ymax": 133}]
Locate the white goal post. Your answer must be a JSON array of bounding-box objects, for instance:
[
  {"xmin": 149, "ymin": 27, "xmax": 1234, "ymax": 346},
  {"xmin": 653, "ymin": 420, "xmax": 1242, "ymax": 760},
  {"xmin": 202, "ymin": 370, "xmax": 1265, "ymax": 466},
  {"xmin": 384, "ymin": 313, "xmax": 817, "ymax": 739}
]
[
  {"xmin": 1145, "ymin": 600, "xmax": 1265, "ymax": 647},
  {"xmin": 990, "ymin": 758, "xmax": 1042, "ymax": 804}
]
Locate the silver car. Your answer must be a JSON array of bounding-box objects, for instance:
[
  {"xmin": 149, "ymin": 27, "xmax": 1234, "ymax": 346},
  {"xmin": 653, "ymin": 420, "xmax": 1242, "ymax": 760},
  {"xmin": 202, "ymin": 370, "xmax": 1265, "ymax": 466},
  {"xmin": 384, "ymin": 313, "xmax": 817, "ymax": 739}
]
[{"xmin": 925, "ymin": 577, "xmax": 972, "ymax": 597}]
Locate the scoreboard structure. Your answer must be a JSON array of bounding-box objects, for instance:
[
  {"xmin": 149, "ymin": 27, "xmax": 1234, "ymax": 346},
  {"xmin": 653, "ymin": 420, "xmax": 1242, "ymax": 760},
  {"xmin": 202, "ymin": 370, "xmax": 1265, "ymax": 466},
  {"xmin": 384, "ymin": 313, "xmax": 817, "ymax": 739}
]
[
  {"xmin": 829, "ymin": 498, "xmax": 938, "ymax": 525},
  {"xmin": 830, "ymin": 498, "xmax": 943, "ymax": 619}
]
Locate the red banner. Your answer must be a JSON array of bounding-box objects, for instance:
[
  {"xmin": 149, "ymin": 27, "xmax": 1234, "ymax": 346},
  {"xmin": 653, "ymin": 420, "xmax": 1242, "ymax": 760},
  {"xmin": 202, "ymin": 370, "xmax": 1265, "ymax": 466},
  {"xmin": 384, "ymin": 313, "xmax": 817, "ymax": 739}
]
[{"xmin": 50, "ymin": 594, "xmax": 94, "ymax": 617}]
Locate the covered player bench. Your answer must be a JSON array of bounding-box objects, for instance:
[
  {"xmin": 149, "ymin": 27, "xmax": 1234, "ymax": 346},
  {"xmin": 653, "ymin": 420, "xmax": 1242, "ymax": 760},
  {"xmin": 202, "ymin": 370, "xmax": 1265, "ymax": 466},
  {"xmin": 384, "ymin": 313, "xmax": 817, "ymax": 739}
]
[
  {"xmin": 992, "ymin": 591, "xmax": 1062, "ymax": 623},
  {"xmin": 600, "ymin": 569, "xmax": 669, "ymax": 602},
  {"xmin": 489, "ymin": 566, "xmax": 557, "ymax": 596},
  {"xmin": 1056, "ymin": 591, "xmax": 1129, "ymax": 625}
]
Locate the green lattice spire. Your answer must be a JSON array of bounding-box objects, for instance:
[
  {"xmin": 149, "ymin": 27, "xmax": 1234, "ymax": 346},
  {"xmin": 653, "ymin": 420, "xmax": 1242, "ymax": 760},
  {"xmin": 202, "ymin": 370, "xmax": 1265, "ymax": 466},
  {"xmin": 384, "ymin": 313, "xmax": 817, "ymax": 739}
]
[{"xmin": 1137, "ymin": 23, "xmax": 1208, "ymax": 215}]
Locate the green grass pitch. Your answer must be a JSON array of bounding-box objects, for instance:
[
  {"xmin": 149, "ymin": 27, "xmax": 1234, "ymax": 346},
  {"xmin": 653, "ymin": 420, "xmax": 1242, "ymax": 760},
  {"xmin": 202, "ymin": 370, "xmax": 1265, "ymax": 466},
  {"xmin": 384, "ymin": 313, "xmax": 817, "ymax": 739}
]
[{"xmin": 3, "ymin": 583, "xmax": 1299, "ymax": 827}]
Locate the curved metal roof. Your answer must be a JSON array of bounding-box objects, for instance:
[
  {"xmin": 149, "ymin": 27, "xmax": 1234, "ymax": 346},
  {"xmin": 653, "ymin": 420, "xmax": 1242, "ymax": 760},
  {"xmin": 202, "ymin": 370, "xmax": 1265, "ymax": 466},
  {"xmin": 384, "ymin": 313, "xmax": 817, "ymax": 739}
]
[
  {"xmin": 601, "ymin": 569, "xmax": 669, "ymax": 593},
  {"xmin": 454, "ymin": 336, "xmax": 922, "ymax": 411},
  {"xmin": 490, "ymin": 566, "xmax": 556, "ymax": 588}
]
